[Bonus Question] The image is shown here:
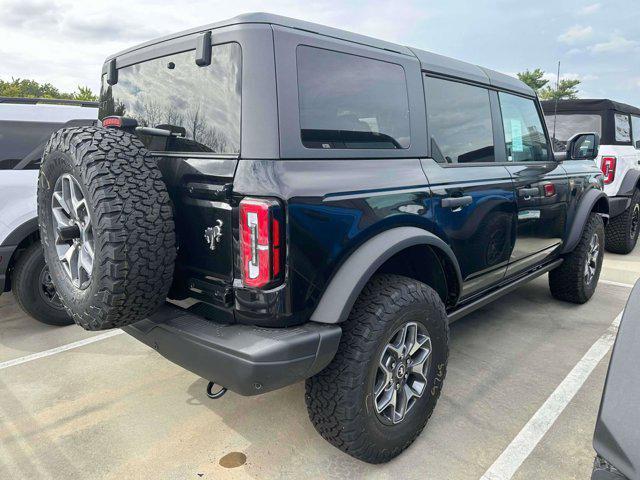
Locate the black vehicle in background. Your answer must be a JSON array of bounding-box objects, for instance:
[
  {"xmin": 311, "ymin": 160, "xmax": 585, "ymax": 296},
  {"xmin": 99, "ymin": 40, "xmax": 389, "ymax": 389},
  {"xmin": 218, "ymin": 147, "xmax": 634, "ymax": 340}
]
[
  {"xmin": 592, "ymin": 281, "xmax": 640, "ymax": 480},
  {"xmin": 37, "ymin": 13, "xmax": 608, "ymax": 462}
]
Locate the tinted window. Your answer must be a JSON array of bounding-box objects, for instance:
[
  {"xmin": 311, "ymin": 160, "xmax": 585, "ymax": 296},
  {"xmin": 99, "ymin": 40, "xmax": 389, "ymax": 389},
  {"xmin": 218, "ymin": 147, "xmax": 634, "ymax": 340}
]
[
  {"xmin": 544, "ymin": 113, "xmax": 602, "ymax": 151},
  {"xmin": 425, "ymin": 77, "xmax": 494, "ymax": 163},
  {"xmin": 632, "ymin": 116, "xmax": 640, "ymax": 149},
  {"xmin": 499, "ymin": 93, "xmax": 549, "ymax": 162},
  {"xmin": 99, "ymin": 43, "xmax": 241, "ymax": 154},
  {"xmin": 297, "ymin": 46, "xmax": 410, "ymax": 149},
  {"xmin": 615, "ymin": 113, "xmax": 631, "ymax": 143}
]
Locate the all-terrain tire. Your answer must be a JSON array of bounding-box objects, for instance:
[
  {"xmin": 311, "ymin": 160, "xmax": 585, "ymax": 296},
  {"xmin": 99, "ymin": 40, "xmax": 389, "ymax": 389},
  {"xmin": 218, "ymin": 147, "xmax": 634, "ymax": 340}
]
[
  {"xmin": 605, "ymin": 188, "xmax": 640, "ymax": 254},
  {"xmin": 305, "ymin": 274, "xmax": 449, "ymax": 463},
  {"xmin": 12, "ymin": 242, "xmax": 73, "ymax": 326},
  {"xmin": 37, "ymin": 126, "xmax": 176, "ymax": 331},
  {"xmin": 549, "ymin": 213, "xmax": 604, "ymax": 304}
]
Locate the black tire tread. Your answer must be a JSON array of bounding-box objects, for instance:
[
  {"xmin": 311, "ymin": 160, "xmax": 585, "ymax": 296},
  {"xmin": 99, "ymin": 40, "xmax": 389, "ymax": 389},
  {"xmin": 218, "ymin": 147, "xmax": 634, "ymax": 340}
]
[
  {"xmin": 38, "ymin": 126, "xmax": 176, "ymax": 330},
  {"xmin": 305, "ymin": 274, "xmax": 449, "ymax": 463}
]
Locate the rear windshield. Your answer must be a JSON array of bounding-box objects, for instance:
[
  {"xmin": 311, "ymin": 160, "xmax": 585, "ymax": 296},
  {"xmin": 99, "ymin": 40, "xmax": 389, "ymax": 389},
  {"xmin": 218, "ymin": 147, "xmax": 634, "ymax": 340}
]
[
  {"xmin": 544, "ymin": 113, "xmax": 602, "ymax": 151},
  {"xmin": 296, "ymin": 46, "xmax": 410, "ymax": 150},
  {"xmin": 99, "ymin": 42, "xmax": 241, "ymax": 154}
]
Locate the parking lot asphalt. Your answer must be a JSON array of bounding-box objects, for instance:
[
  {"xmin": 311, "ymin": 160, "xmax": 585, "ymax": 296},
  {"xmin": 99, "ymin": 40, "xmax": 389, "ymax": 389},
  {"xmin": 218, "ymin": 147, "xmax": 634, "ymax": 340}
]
[{"xmin": 1, "ymin": 247, "xmax": 638, "ymax": 480}]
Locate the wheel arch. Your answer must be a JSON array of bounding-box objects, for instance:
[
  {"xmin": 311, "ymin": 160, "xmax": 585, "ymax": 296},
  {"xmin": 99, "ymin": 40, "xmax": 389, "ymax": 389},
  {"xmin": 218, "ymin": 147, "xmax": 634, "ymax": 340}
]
[
  {"xmin": 618, "ymin": 169, "xmax": 640, "ymax": 197},
  {"xmin": 310, "ymin": 227, "xmax": 462, "ymax": 324},
  {"xmin": 1, "ymin": 218, "xmax": 41, "ymax": 292},
  {"xmin": 561, "ymin": 189, "xmax": 609, "ymax": 254}
]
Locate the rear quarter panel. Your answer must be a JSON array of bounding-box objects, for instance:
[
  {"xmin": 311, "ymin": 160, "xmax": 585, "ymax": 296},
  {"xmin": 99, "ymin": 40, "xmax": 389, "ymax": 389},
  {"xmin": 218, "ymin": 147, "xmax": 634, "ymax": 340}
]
[{"xmin": 0, "ymin": 170, "xmax": 38, "ymax": 245}]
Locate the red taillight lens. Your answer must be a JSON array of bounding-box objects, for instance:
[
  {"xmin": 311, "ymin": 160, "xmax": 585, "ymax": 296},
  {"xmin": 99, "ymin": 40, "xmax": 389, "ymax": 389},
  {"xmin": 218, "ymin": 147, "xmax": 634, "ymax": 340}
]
[
  {"xmin": 239, "ymin": 198, "xmax": 284, "ymax": 288},
  {"xmin": 102, "ymin": 116, "xmax": 122, "ymax": 128},
  {"xmin": 544, "ymin": 183, "xmax": 556, "ymax": 197},
  {"xmin": 601, "ymin": 156, "xmax": 616, "ymax": 184}
]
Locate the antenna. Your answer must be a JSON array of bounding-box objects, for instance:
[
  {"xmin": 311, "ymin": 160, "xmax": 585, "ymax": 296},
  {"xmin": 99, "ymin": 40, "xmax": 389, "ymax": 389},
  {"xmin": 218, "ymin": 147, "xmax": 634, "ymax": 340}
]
[{"xmin": 552, "ymin": 61, "xmax": 560, "ymax": 145}]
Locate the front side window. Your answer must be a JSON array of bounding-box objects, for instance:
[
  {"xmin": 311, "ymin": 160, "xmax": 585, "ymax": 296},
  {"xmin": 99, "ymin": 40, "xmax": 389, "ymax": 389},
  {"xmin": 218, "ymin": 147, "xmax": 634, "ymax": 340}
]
[
  {"xmin": 632, "ymin": 116, "xmax": 640, "ymax": 149},
  {"xmin": 499, "ymin": 93, "xmax": 549, "ymax": 162},
  {"xmin": 615, "ymin": 113, "xmax": 632, "ymax": 143},
  {"xmin": 544, "ymin": 113, "xmax": 602, "ymax": 151},
  {"xmin": 297, "ymin": 46, "xmax": 410, "ymax": 149},
  {"xmin": 424, "ymin": 76, "xmax": 494, "ymax": 164},
  {"xmin": 99, "ymin": 43, "xmax": 241, "ymax": 154}
]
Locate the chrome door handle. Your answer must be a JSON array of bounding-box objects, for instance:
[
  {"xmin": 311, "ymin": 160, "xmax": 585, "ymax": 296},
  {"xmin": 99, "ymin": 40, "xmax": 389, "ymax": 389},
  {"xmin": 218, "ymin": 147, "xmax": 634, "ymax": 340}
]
[{"xmin": 442, "ymin": 195, "xmax": 473, "ymax": 211}]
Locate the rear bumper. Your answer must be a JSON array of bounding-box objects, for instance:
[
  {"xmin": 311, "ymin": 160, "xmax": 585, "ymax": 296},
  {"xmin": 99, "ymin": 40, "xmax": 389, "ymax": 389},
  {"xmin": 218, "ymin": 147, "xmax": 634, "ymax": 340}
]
[
  {"xmin": 124, "ymin": 304, "xmax": 342, "ymax": 396},
  {"xmin": 608, "ymin": 196, "xmax": 631, "ymax": 218}
]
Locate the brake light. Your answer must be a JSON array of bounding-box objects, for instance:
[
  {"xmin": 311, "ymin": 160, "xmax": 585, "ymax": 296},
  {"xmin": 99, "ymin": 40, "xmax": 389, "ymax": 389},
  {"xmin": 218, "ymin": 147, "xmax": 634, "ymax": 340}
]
[
  {"xmin": 102, "ymin": 116, "xmax": 122, "ymax": 128},
  {"xmin": 601, "ymin": 157, "xmax": 617, "ymax": 184},
  {"xmin": 239, "ymin": 198, "xmax": 284, "ymax": 288}
]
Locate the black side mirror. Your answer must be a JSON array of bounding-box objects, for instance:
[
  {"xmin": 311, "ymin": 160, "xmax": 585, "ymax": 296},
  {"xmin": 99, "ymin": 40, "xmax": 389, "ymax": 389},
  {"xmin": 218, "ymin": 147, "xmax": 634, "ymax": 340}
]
[{"xmin": 566, "ymin": 132, "xmax": 600, "ymax": 160}]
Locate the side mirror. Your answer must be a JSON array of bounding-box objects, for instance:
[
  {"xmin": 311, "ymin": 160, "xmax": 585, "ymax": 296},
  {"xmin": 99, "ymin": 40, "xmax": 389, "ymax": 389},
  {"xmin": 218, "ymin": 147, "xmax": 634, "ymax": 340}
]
[{"xmin": 566, "ymin": 132, "xmax": 600, "ymax": 160}]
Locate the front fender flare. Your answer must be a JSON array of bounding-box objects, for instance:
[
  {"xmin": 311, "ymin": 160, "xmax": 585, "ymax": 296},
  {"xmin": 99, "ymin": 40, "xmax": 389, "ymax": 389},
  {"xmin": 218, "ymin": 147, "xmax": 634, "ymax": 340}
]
[
  {"xmin": 310, "ymin": 227, "xmax": 462, "ymax": 324},
  {"xmin": 561, "ymin": 189, "xmax": 609, "ymax": 254}
]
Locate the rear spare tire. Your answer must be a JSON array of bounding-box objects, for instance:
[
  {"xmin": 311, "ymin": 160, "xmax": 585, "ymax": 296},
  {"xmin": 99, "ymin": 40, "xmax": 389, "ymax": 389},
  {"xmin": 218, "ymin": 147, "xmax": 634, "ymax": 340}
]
[{"xmin": 37, "ymin": 126, "xmax": 176, "ymax": 330}]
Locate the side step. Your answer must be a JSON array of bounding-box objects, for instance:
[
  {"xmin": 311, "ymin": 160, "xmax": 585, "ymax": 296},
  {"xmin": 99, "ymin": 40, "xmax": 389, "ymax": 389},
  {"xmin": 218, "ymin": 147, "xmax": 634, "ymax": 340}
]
[{"xmin": 447, "ymin": 259, "xmax": 563, "ymax": 323}]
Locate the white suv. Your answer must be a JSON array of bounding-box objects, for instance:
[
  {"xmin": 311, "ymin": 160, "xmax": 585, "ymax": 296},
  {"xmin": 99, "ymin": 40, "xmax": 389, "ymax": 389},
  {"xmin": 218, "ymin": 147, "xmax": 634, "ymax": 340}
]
[
  {"xmin": 543, "ymin": 99, "xmax": 640, "ymax": 254},
  {"xmin": 0, "ymin": 97, "xmax": 97, "ymax": 324}
]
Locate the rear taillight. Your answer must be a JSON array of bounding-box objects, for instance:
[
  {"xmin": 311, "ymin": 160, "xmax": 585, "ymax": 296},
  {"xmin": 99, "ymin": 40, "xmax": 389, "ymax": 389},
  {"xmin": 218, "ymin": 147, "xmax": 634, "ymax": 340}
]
[
  {"xmin": 239, "ymin": 198, "xmax": 284, "ymax": 288},
  {"xmin": 601, "ymin": 156, "xmax": 617, "ymax": 184}
]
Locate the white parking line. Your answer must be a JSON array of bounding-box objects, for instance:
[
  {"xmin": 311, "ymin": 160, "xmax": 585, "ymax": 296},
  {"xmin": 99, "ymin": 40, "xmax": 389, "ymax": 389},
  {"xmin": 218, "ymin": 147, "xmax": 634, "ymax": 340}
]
[
  {"xmin": 600, "ymin": 279, "xmax": 635, "ymax": 289},
  {"xmin": 480, "ymin": 311, "xmax": 623, "ymax": 480},
  {"xmin": 0, "ymin": 330, "xmax": 124, "ymax": 370}
]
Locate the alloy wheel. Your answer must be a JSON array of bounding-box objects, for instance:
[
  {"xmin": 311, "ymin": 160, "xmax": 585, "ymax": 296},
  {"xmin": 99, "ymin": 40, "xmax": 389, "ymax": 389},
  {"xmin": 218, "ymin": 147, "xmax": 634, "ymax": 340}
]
[{"xmin": 584, "ymin": 233, "xmax": 600, "ymax": 285}]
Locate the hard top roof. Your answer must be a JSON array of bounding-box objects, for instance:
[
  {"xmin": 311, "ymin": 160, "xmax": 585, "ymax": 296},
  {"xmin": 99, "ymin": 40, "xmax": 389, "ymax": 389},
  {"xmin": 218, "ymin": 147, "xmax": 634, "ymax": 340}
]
[
  {"xmin": 106, "ymin": 12, "xmax": 534, "ymax": 97},
  {"xmin": 541, "ymin": 99, "xmax": 640, "ymax": 116}
]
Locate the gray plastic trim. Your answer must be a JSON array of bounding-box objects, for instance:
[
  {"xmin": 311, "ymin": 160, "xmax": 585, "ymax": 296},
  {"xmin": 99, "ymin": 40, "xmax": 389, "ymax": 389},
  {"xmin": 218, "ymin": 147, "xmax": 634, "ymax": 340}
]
[
  {"xmin": 311, "ymin": 227, "xmax": 462, "ymax": 324},
  {"xmin": 561, "ymin": 189, "xmax": 609, "ymax": 254}
]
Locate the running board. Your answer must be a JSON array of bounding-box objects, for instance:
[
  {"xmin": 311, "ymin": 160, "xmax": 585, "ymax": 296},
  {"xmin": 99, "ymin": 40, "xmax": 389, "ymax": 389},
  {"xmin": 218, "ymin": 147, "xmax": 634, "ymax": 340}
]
[{"xmin": 447, "ymin": 259, "xmax": 563, "ymax": 323}]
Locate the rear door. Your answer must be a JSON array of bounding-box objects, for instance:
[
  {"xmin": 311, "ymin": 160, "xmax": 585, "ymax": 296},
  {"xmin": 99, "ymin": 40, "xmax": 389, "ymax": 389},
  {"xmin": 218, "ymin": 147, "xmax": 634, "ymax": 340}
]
[
  {"xmin": 421, "ymin": 76, "xmax": 517, "ymax": 299},
  {"xmin": 497, "ymin": 92, "xmax": 568, "ymax": 276}
]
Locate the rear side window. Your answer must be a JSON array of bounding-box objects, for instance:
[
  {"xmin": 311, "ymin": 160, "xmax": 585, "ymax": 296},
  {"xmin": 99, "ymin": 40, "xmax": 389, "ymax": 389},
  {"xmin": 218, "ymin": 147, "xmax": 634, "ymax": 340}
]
[
  {"xmin": 296, "ymin": 46, "xmax": 410, "ymax": 149},
  {"xmin": 632, "ymin": 116, "xmax": 640, "ymax": 149},
  {"xmin": 499, "ymin": 92, "xmax": 549, "ymax": 162},
  {"xmin": 424, "ymin": 76, "xmax": 494, "ymax": 163},
  {"xmin": 99, "ymin": 42, "xmax": 241, "ymax": 154},
  {"xmin": 615, "ymin": 113, "xmax": 631, "ymax": 143}
]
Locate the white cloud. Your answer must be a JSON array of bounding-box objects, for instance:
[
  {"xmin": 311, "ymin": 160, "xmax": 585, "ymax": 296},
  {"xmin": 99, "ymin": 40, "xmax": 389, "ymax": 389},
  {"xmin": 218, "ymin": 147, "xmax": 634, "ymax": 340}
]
[
  {"xmin": 578, "ymin": 3, "xmax": 601, "ymax": 15},
  {"xmin": 590, "ymin": 35, "xmax": 639, "ymax": 53},
  {"xmin": 558, "ymin": 25, "xmax": 593, "ymax": 44}
]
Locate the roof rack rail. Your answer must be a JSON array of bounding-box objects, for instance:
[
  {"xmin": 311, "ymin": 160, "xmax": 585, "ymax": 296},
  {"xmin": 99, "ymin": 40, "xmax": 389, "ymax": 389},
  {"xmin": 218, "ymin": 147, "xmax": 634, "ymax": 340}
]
[{"xmin": 0, "ymin": 97, "xmax": 99, "ymax": 108}]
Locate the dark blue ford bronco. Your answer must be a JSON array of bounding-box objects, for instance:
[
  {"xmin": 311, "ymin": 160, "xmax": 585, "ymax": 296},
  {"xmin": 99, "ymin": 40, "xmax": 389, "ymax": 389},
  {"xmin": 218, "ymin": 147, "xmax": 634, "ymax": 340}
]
[{"xmin": 37, "ymin": 13, "xmax": 608, "ymax": 463}]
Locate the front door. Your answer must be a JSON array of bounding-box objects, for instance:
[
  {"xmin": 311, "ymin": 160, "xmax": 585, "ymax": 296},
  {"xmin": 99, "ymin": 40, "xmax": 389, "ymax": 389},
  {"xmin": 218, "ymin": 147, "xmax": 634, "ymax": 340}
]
[
  {"xmin": 496, "ymin": 91, "xmax": 568, "ymax": 276},
  {"xmin": 422, "ymin": 76, "xmax": 517, "ymax": 299}
]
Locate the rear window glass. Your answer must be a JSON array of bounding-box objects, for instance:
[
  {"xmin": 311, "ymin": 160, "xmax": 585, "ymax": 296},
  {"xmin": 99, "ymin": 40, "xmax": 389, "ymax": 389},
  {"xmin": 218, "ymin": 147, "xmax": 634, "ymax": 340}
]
[
  {"xmin": 615, "ymin": 113, "xmax": 631, "ymax": 143},
  {"xmin": 99, "ymin": 42, "xmax": 241, "ymax": 154},
  {"xmin": 544, "ymin": 113, "xmax": 602, "ymax": 151},
  {"xmin": 296, "ymin": 46, "xmax": 410, "ymax": 149}
]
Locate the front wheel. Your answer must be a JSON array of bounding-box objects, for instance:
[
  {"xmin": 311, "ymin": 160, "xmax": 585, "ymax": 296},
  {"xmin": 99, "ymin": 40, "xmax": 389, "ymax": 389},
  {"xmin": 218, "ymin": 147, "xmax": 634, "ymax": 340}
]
[
  {"xmin": 305, "ymin": 274, "xmax": 449, "ymax": 463},
  {"xmin": 549, "ymin": 213, "xmax": 605, "ymax": 304}
]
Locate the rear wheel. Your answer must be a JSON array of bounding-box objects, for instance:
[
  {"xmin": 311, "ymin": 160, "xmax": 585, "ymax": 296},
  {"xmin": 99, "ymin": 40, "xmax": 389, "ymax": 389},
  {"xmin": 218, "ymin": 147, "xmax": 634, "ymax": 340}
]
[
  {"xmin": 605, "ymin": 189, "xmax": 640, "ymax": 254},
  {"xmin": 549, "ymin": 213, "xmax": 604, "ymax": 304},
  {"xmin": 12, "ymin": 242, "xmax": 73, "ymax": 326},
  {"xmin": 305, "ymin": 274, "xmax": 449, "ymax": 463},
  {"xmin": 38, "ymin": 126, "xmax": 176, "ymax": 330}
]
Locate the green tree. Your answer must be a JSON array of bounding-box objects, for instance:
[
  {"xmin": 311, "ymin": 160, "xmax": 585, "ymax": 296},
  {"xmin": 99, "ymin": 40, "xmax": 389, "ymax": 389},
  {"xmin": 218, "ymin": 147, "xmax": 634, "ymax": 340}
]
[
  {"xmin": 0, "ymin": 77, "xmax": 98, "ymax": 101},
  {"xmin": 539, "ymin": 79, "xmax": 581, "ymax": 100},
  {"xmin": 517, "ymin": 68, "xmax": 549, "ymax": 93}
]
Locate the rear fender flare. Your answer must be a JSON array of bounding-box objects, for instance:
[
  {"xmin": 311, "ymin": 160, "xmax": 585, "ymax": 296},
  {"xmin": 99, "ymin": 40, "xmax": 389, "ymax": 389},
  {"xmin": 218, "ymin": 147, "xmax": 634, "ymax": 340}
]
[
  {"xmin": 310, "ymin": 227, "xmax": 462, "ymax": 324},
  {"xmin": 561, "ymin": 189, "xmax": 609, "ymax": 254},
  {"xmin": 618, "ymin": 169, "xmax": 640, "ymax": 197}
]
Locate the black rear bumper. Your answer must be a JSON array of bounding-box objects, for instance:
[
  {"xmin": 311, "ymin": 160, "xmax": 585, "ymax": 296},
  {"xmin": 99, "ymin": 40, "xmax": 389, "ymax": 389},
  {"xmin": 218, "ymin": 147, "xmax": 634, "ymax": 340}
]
[{"xmin": 124, "ymin": 304, "xmax": 341, "ymax": 396}]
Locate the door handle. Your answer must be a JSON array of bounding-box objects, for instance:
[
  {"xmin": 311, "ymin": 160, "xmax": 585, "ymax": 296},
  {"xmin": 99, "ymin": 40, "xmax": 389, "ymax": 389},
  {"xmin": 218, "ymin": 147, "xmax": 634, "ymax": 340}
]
[
  {"xmin": 442, "ymin": 195, "xmax": 473, "ymax": 211},
  {"xmin": 518, "ymin": 187, "xmax": 539, "ymax": 199}
]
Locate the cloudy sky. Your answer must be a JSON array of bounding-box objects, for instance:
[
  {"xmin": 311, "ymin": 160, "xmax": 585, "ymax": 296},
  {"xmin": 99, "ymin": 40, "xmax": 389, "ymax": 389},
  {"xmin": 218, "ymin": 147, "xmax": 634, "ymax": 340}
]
[{"xmin": 1, "ymin": 0, "xmax": 639, "ymax": 105}]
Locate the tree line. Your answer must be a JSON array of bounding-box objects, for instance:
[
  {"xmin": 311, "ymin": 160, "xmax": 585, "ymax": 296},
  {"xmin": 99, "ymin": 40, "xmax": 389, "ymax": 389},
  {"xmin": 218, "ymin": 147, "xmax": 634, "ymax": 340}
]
[
  {"xmin": 516, "ymin": 68, "xmax": 580, "ymax": 100},
  {"xmin": 0, "ymin": 78, "xmax": 98, "ymax": 101}
]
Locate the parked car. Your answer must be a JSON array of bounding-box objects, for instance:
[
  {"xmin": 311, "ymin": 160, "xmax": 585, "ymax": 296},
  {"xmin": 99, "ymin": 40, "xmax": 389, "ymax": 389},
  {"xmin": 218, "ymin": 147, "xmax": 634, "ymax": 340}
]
[
  {"xmin": 37, "ymin": 13, "xmax": 608, "ymax": 463},
  {"xmin": 592, "ymin": 280, "xmax": 640, "ymax": 480},
  {"xmin": 0, "ymin": 97, "xmax": 97, "ymax": 325},
  {"xmin": 542, "ymin": 99, "xmax": 640, "ymax": 254}
]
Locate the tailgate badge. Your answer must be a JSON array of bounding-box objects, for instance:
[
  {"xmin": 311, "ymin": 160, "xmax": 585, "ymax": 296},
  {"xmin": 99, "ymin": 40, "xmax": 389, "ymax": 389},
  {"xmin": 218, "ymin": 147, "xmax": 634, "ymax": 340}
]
[{"xmin": 204, "ymin": 220, "xmax": 223, "ymax": 251}]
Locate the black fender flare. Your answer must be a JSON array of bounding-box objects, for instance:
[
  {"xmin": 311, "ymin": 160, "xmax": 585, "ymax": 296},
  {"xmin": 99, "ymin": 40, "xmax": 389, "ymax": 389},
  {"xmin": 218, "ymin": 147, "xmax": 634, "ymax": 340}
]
[
  {"xmin": 618, "ymin": 169, "xmax": 640, "ymax": 197},
  {"xmin": 560, "ymin": 189, "xmax": 609, "ymax": 254},
  {"xmin": 310, "ymin": 226, "xmax": 462, "ymax": 324},
  {"xmin": 1, "ymin": 217, "xmax": 39, "ymax": 246}
]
